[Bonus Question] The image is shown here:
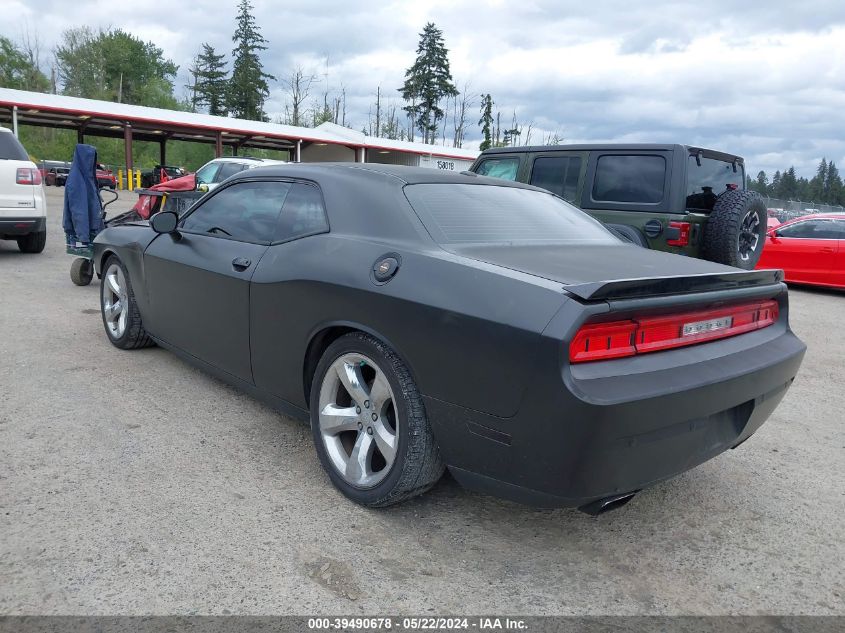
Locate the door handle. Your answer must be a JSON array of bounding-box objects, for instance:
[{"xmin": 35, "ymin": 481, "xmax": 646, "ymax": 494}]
[{"xmin": 232, "ymin": 257, "xmax": 251, "ymax": 271}]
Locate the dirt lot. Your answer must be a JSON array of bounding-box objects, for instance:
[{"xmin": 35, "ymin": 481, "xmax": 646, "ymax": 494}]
[{"xmin": 0, "ymin": 187, "xmax": 842, "ymax": 615}]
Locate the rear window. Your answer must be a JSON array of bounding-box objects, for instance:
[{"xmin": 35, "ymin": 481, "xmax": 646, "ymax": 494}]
[
  {"xmin": 404, "ymin": 183, "xmax": 617, "ymax": 245},
  {"xmin": 474, "ymin": 157, "xmax": 519, "ymax": 181},
  {"xmin": 686, "ymin": 155, "xmax": 745, "ymax": 211},
  {"xmin": 592, "ymin": 155, "xmax": 666, "ymax": 204},
  {"xmin": 0, "ymin": 131, "xmax": 29, "ymax": 161},
  {"xmin": 530, "ymin": 155, "xmax": 582, "ymax": 203}
]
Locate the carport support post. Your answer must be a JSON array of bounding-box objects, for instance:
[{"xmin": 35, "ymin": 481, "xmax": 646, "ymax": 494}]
[
  {"xmin": 159, "ymin": 139, "xmax": 166, "ymax": 166},
  {"xmin": 12, "ymin": 106, "xmax": 18, "ymax": 137},
  {"xmin": 295, "ymin": 139, "xmax": 301, "ymax": 163},
  {"xmin": 215, "ymin": 132, "xmax": 223, "ymax": 158},
  {"xmin": 77, "ymin": 128, "xmax": 84, "ymax": 145},
  {"xmin": 123, "ymin": 124, "xmax": 134, "ymax": 189}
]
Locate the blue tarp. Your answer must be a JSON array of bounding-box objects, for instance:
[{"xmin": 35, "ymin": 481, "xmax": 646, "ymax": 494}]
[{"xmin": 62, "ymin": 144, "xmax": 104, "ymax": 246}]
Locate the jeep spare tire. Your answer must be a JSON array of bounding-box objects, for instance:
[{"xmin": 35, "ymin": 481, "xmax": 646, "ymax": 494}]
[{"xmin": 703, "ymin": 190, "xmax": 767, "ymax": 269}]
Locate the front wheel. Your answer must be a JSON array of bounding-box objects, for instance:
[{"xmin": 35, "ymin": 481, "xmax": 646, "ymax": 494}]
[
  {"xmin": 99, "ymin": 256, "xmax": 154, "ymax": 349},
  {"xmin": 310, "ymin": 332, "xmax": 444, "ymax": 507}
]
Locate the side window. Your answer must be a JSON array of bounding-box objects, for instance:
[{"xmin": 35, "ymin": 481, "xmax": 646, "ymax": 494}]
[
  {"xmin": 530, "ymin": 155, "xmax": 582, "ymax": 203},
  {"xmin": 832, "ymin": 220, "xmax": 845, "ymax": 238},
  {"xmin": 216, "ymin": 162, "xmax": 247, "ymax": 182},
  {"xmin": 181, "ymin": 181, "xmax": 292, "ymax": 243},
  {"xmin": 274, "ymin": 182, "xmax": 329, "ymax": 242},
  {"xmin": 195, "ymin": 162, "xmax": 221, "ymax": 185},
  {"xmin": 475, "ymin": 157, "xmax": 519, "ymax": 181},
  {"xmin": 592, "ymin": 155, "xmax": 666, "ymax": 204},
  {"xmin": 778, "ymin": 220, "xmax": 837, "ymax": 239}
]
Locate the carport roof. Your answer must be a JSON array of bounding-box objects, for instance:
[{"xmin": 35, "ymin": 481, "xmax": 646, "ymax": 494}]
[{"xmin": 0, "ymin": 88, "xmax": 478, "ymax": 161}]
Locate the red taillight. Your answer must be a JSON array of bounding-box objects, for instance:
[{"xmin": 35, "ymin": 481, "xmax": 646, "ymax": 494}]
[
  {"xmin": 666, "ymin": 221, "xmax": 691, "ymax": 247},
  {"xmin": 16, "ymin": 168, "xmax": 42, "ymax": 185},
  {"xmin": 569, "ymin": 300, "xmax": 779, "ymax": 363}
]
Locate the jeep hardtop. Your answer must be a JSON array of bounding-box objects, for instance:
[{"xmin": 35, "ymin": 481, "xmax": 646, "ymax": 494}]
[{"xmin": 469, "ymin": 144, "xmax": 767, "ymax": 269}]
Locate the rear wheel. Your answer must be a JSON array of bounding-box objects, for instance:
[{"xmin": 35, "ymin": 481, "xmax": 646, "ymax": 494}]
[
  {"xmin": 100, "ymin": 256, "xmax": 154, "ymax": 349},
  {"xmin": 703, "ymin": 190, "xmax": 767, "ymax": 269},
  {"xmin": 17, "ymin": 230, "xmax": 46, "ymax": 254},
  {"xmin": 310, "ymin": 332, "xmax": 444, "ymax": 507}
]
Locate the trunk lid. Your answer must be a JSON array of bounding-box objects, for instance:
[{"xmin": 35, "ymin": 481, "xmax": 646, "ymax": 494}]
[{"xmin": 450, "ymin": 243, "xmax": 783, "ymax": 301}]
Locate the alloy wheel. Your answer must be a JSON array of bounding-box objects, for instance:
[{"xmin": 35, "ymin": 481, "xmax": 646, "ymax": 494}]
[
  {"xmin": 318, "ymin": 353, "xmax": 398, "ymax": 489},
  {"xmin": 102, "ymin": 263, "xmax": 128, "ymax": 339},
  {"xmin": 738, "ymin": 210, "xmax": 761, "ymax": 262}
]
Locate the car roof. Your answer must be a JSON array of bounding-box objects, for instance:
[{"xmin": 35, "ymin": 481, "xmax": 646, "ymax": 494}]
[
  {"xmin": 232, "ymin": 162, "xmax": 540, "ymax": 188},
  {"xmin": 785, "ymin": 213, "xmax": 845, "ymax": 223},
  {"xmin": 222, "ymin": 162, "xmax": 545, "ymax": 245},
  {"xmin": 478, "ymin": 143, "xmax": 743, "ymax": 161},
  {"xmin": 0, "ymin": 126, "xmax": 12, "ymax": 134}
]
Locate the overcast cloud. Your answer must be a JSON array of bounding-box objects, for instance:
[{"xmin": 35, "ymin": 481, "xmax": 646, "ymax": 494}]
[{"xmin": 3, "ymin": 0, "xmax": 845, "ymax": 177}]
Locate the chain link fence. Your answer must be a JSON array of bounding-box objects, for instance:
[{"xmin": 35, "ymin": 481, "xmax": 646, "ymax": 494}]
[{"xmin": 761, "ymin": 197, "xmax": 845, "ymax": 222}]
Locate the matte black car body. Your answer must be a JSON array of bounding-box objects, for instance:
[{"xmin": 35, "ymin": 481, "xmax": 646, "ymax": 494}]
[{"xmin": 93, "ymin": 164, "xmax": 805, "ymax": 510}]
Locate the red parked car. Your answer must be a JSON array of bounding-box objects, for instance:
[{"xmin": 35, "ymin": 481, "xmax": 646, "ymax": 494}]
[
  {"xmin": 756, "ymin": 214, "xmax": 845, "ymax": 289},
  {"xmin": 96, "ymin": 164, "xmax": 116, "ymax": 189}
]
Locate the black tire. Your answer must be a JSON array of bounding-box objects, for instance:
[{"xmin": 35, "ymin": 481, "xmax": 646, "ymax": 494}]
[
  {"xmin": 99, "ymin": 256, "xmax": 154, "ymax": 350},
  {"xmin": 70, "ymin": 257, "xmax": 94, "ymax": 286},
  {"xmin": 17, "ymin": 230, "xmax": 46, "ymax": 254},
  {"xmin": 310, "ymin": 332, "xmax": 445, "ymax": 507},
  {"xmin": 703, "ymin": 190, "xmax": 767, "ymax": 269},
  {"xmin": 606, "ymin": 223, "xmax": 649, "ymax": 247}
]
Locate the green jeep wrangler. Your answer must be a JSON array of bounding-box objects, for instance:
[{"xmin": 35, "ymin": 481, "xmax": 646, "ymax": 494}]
[{"xmin": 468, "ymin": 144, "xmax": 767, "ymax": 269}]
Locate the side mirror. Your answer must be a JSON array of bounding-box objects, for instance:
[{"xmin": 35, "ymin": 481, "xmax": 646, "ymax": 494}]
[
  {"xmin": 151, "ymin": 210, "xmax": 179, "ymax": 234},
  {"xmin": 197, "ymin": 183, "xmax": 209, "ymax": 193}
]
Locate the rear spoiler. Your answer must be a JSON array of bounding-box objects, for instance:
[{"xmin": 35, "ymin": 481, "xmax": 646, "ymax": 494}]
[{"xmin": 562, "ymin": 269, "xmax": 784, "ymax": 301}]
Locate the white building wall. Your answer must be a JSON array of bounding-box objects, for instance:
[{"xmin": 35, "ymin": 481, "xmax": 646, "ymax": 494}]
[
  {"xmin": 418, "ymin": 154, "xmax": 474, "ymax": 172},
  {"xmin": 300, "ymin": 144, "xmax": 356, "ymax": 163}
]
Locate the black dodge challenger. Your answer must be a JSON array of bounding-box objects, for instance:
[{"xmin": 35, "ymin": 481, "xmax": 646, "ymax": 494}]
[{"xmin": 93, "ymin": 164, "xmax": 805, "ymax": 514}]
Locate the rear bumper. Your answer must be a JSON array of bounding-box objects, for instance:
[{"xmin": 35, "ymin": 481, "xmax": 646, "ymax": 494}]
[
  {"xmin": 0, "ymin": 216, "xmax": 46, "ymax": 237},
  {"xmin": 427, "ymin": 322, "xmax": 805, "ymax": 509}
]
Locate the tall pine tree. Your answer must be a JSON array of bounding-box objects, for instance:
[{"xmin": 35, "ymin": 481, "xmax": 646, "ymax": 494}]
[
  {"xmin": 478, "ymin": 94, "xmax": 494, "ymax": 151},
  {"xmin": 400, "ymin": 23, "xmax": 458, "ymax": 144},
  {"xmin": 228, "ymin": 0, "xmax": 274, "ymax": 121},
  {"xmin": 191, "ymin": 43, "xmax": 229, "ymax": 116}
]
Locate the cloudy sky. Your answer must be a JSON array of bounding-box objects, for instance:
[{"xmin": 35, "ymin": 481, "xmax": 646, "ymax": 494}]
[{"xmin": 4, "ymin": 0, "xmax": 845, "ymax": 178}]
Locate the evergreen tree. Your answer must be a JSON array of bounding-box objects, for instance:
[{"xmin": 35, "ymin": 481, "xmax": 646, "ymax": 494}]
[
  {"xmin": 478, "ymin": 94, "xmax": 494, "ymax": 151},
  {"xmin": 399, "ymin": 23, "xmax": 458, "ymax": 144},
  {"xmin": 826, "ymin": 161, "xmax": 843, "ymax": 205},
  {"xmin": 753, "ymin": 170, "xmax": 769, "ymax": 195},
  {"xmin": 191, "ymin": 43, "xmax": 229, "ymax": 116},
  {"xmin": 228, "ymin": 0, "xmax": 274, "ymax": 121},
  {"xmin": 778, "ymin": 167, "xmax": 799, "ymax": 199},
  {"xmin": 809, "ymin": 158, "xmax": 827, "ymax": 202},
  {"xmin": 771, "ymin": 170, "xmax": 782, "ymax": 197}
]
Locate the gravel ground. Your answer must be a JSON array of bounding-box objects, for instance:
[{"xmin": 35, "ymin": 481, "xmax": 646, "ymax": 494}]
[{"xmin": 0, "ymin": 187, "xmax": 842, "ymax": 615}]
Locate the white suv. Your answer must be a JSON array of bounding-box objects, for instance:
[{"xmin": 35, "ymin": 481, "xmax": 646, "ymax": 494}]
[
  {"xmin": 0, "ymin": 127, "xmax": 47, "ymax": 253},
  {"xmin": 194, "ymin": 156, "xmax": 286, "ymax": 192}
]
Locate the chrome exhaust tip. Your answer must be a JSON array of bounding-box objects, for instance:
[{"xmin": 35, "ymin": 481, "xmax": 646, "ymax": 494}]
[{"xmin": 578, "ymin": 491, "xmax": 638, "ymax": 516}]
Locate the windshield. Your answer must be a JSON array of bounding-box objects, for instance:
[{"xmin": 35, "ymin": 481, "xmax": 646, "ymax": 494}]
[
  {"xmin": 686, "ymin": 155, "xmax": 745, "ymax": 211},
  {"xmin": 404, "ymin": 183, "xmax": 618, "ymax": 245},
  {"xmin": 474, "ymin": 157, "xmax": 519, "ymax": 181}
]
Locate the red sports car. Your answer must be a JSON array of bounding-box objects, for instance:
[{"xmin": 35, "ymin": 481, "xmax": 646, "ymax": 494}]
[{"xmin": 756, "ymin": 213, "xmax": 845, "ymax": 289}]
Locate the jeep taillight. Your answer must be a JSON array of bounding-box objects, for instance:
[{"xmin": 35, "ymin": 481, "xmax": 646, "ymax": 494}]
[
  {"xmin": 666, "ymin": 221, "xmax": 691, "ymax": 247},
  {"xmin": 16, "ymin": 168, "xmax": 42, "ymax": 185},
  {"xmin": 569, "ymin": 300, "xmax": 779, "ymax": 363}
]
